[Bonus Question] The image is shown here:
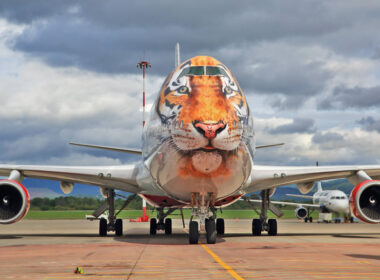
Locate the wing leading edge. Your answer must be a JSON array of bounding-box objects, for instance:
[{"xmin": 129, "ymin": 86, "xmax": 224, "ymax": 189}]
[
  {"xmin": 0, "ymin": 163, "xmax": 142, "ymax": 193},
  {"xmin": 244, "ymin": 165, "xmax": 380, "ymax": 193}
]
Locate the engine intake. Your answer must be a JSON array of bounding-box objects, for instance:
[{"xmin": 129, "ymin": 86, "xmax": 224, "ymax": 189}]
[
  {"xmin": 350, "ymin": 180, "xmax": 380, "ymax": 224},
  {"xmin": 0, "ymin": 180, "xmax": 30, "ymax": 224},
  {"xmin": 295, "ymin": 206, "xmax": 308, "ymax": 219}
]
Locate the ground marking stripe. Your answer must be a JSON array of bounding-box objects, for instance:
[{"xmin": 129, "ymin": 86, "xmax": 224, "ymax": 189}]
[
  {"xmin": 183, "ymin": 228, "xmax": 244, "ymax": 280},
  {"xmin": 199, "ymin": 241, "xmax": 245, "ymax": 280}
]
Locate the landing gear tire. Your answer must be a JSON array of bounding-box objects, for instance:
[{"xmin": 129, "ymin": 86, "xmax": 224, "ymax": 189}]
[
  {"xmin": 216, "ymin": 218, "xmax": 225, "ymax": 235},
  {"xmin": 99, "ymin": 218, "xmax": 107, "ymax": 237},
  {"xmin": 252, "ymin": 219, "xmax": 262, "ymax": 236},
  {"xmin": 189, "ymin": 221, "xmax": 199, "ymax": 244},
  {"xmin": 350, "ymin": 217, "xmax": 354, "ymax": 223},
  {"xmin": 309, "ymin": 217, "xmax": 313, "ymax": 223},
  {"xmin": 115, "ymin": 219, "xmax": 123, "ymax": 236},
  {"xmin": 304, "ymin": 218, "xmax": 308, "ymax": 223},
  {"xmin": 165, "ymin": 218, "xmax": 172, "ymax": 235},
  {"xmin": 268, "ymin": 219, "xmax": 277, "ymax": 236},
  {"xmin": 206, "ymin": 219, "xmax": 217, "ymax": 244},
  {"xmin": 150, "ymin": 218, "xmax": 157, "ymax": 235}
]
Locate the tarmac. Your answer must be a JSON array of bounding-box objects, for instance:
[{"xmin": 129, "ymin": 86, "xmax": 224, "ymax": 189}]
[{"xmin": 1, "ymin": 219, "xmax": 380, "ymax": 279}]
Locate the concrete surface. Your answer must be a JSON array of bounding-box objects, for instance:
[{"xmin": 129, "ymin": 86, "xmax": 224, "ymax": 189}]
[{"xmin": 0, "ymin": 219, "xmax": 380, "ymax": 279}]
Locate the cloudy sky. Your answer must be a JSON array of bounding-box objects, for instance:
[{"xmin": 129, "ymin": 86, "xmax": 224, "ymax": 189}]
[{"xmin": 1, "ymin": 0, "xmax": 380, "ymax": 167}]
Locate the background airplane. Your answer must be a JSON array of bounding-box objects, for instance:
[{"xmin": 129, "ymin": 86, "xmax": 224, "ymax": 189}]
[
  {"xmin": 1, "ymin": 47, "xmax": 380, "ymax": 245},
  {"xmin": 247, "ymin": 181, "xmax": 351, "ymax": 223}
]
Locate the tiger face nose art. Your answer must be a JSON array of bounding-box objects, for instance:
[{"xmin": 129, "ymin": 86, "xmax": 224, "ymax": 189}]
[{"xmin": 194, "ymin": 122, "xmax": 226, "ymax": 139}]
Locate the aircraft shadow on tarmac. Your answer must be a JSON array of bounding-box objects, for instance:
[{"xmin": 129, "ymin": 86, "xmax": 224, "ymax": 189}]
[
  {"xmin": 1, "ymin": 232, "xmax": 379, "ymax": 245},
  {"xmin": 218, "ymin": 232, "xmax": 380, "ymax": 239},
  {"xmin": 346, "ymin": 254, "xmax": 380, "ymax": 261}
]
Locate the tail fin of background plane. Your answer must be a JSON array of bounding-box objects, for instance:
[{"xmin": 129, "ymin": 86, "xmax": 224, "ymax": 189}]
[{"xmin": 317, "ymin": 181, "xmax": 323, "ymax": 192}]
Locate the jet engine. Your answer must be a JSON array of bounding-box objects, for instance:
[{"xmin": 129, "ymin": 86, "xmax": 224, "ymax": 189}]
[
  {"xmin": 60, "ymin": 181, "xmax": 74, "ymax": 194},
  {"xmin": 295, "ymin": 206, "xmax": 308, "ymax": 219},
  {"xmin": 349, "ymin": 180, "xmax": 380, "ymax": 223},
  {"xmin": 268, "ymin": 187, "xmax": 276, "ymax": 197},
  {"xmin": 297, "ymin": 182, "xmax": 314, "ymax": 194},
  {"xmin": 0, "ymin": 180, "xmax": 30, "ymax": 224}
]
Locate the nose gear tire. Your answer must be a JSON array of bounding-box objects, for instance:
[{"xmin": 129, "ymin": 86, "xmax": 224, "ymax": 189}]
[
  {"xmin": 206, "ymin": 219, "xmax": 217, "ymax": 244},
  {"xmin": 189, "ymin": 221, "xmax": 199, "ymax": 244}
]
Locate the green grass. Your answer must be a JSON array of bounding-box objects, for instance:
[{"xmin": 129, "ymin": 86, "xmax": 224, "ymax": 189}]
[{"xmin": 25, "ymin": 209, "xmax": 320, "ymax": 220}]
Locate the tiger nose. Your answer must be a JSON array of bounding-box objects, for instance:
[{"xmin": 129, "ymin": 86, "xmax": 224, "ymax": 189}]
[{"xmin": 194, "ymin": 122, "xmax": 226, "ymax": 139}]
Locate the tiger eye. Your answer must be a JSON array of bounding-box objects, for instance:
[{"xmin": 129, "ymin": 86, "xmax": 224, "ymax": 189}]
[
  {"xmin": 225, "ymin": 86, "xmax": 233, "ymax": 95},
  {"xmin": 178, "ymin": 86, "xmax": 189, "ymax": 94}
]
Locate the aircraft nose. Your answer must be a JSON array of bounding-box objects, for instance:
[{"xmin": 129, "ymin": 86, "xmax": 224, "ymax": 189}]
[
  {"xmin": 194, "ymin": 121, "xmax": 226, "ymax": 139},
  {"xmin": 335, "ymin": 201, "xmax": 348, "ymax": 213}
]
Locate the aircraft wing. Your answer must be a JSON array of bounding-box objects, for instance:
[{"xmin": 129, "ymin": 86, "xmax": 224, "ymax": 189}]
[
  {"xmin": 248, "ymin": 199, "xmax": 319, "ymax": 208},
  {"xmin": 0, "ymin": 163, "xmax": 141, "ymax": 193},
  {"xmin": 286, "ymin": 194, "xmax": 313, "ymax": 199},
  {"xmin": 244, "ymin": 165, "xmax": 380, "ymax": 193}
]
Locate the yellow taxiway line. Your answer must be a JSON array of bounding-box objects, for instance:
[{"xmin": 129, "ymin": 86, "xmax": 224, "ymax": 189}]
[{"xmin": 199, "ymin": 241, "xmax": 245, "ymax": 280}]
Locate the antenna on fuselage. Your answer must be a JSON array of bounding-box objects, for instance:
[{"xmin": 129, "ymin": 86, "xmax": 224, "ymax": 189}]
[
  {"xmin": 175, "ymin": 42, "xmax": 181, "ymax": 67},
  {"xmin": 134, "ymin": 58, "xmax": 151, "ymax": 223},
  {"xmin": 137, "ymin": 60, "xmax": 151, "ymax": 128}
]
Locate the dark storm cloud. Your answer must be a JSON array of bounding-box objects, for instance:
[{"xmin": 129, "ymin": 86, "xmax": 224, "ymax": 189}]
[
  {"xmin": 269, "ymin": 118, "xmax": 316, "ymax": 134},
  {"xmin": 2, "ymin": 0, "xmax": 380, "ymax": 110},
  {"xmin": 2, "ymin": 1, "xmax": 378, "ymax": 74},
  {"xmin": 357, "ymin": 116, "xmax": 380, "ymax": 133},
  {"xmin": 318, "ymin": 85, "xmax": 380, "ymax": 110}
]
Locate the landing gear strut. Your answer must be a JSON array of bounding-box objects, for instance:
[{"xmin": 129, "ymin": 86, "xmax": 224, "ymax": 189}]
[
  {"xmin": 304, "ymin": 209, "xmax": 314, "ymax": 223},
  {"xmin": 246, "ymin": 190, "xmax": 282, "ymax": 236},
  {"xmin": 89, "ymin": 189, "xmax": 136, "ymax": 237}
]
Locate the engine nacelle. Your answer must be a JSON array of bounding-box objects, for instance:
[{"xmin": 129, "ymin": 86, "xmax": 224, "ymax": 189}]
[
  {"xmin": 350, "ymin": 180, "xmax": 380, "ymax": 223},
  {"xmin": 60, "ymin": 181, "xmax": 74, "ymax": 194},
  {"xmin": 0, "ymin": 180, "xmax": 30, "ymax": 224},
  {"xmin": 297, "ymin": 182, "xmax": 314, "ymax": 194},
  {"xmin": 295, "ymin": 206, "xmax": 308, "ymax": 219},
  {"xmin": 268, "ymin": 187, "xmax": 276, "ymax": 197}
]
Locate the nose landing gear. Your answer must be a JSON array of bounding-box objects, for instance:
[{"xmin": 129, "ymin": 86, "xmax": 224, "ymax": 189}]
[{"xmin": 188, "ymin": 192, "xmax": 220, "ymax": 244}]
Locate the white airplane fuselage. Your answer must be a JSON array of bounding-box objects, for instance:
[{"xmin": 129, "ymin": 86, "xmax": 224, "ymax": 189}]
[{"xmin": 313, "ymin": 189, "xmax": 349, "ymax": 214}]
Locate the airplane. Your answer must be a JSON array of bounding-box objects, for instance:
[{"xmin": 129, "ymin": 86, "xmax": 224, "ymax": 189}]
[
  {"xmin": 1, "ymin": 46, "xmax": 380, "ymax": 244},
  {"xmin": 246, "ymin": 181, "xmax": 351, "ymax": 223}
]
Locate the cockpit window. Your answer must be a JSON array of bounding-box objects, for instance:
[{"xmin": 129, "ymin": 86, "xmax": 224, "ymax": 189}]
[
  {"xmin": 206, "ymin": 66, "xmax": 229, "ymax": 76},
  {"xmin": 178, "ymin": 66, "xmax": 229, "ymax": 78},
  {"xmin": 331, "ymin": 197, "xmax": 335, "ymax": 200}
]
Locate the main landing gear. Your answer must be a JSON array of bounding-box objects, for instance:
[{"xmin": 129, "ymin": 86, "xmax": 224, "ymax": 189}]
[
  {"xmin": 149, "ymin": 207, "xmax": 178, "ymax": 235},
  {"xmin": 88, "ymin": 189, "xmax": 136, "ymax": 237},
  {"xmin": 245, "ymin": 190, "xmax": 283, "ymax": 236},
  {"xmin": 304, "ymin": 210, "xmax": 314, "ymax": 223}
]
